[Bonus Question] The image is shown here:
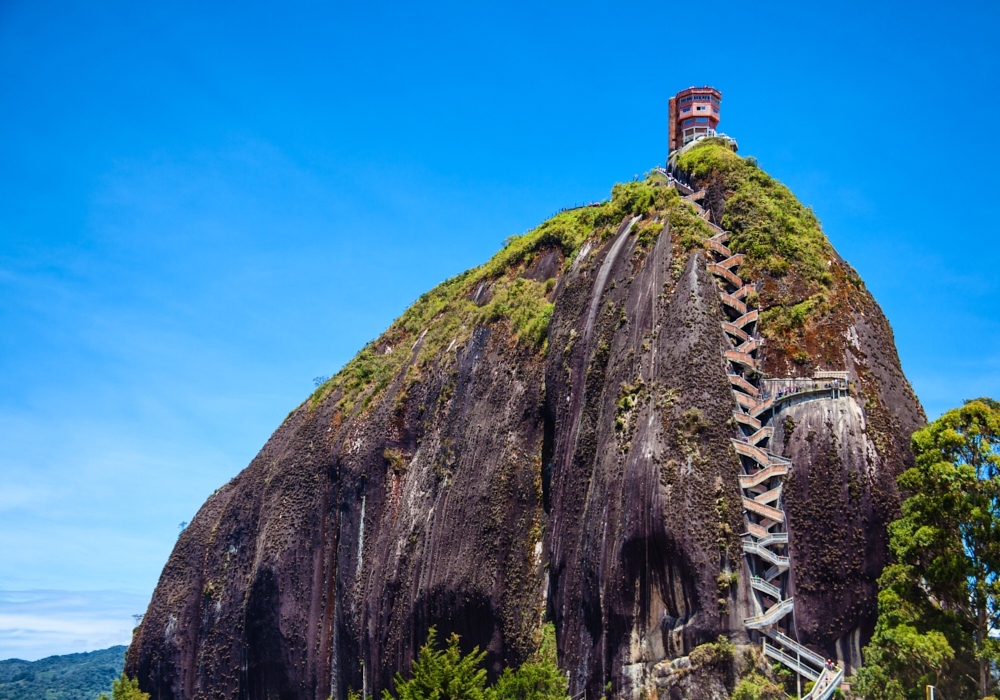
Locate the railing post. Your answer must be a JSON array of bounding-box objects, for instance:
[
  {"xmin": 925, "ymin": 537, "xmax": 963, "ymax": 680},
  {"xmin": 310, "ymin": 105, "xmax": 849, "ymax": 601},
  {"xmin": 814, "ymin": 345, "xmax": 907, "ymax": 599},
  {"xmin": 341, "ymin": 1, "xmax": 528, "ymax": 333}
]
[{"xmin": 797, "ymin": 648, "xmax": 802, "ymax": 700}]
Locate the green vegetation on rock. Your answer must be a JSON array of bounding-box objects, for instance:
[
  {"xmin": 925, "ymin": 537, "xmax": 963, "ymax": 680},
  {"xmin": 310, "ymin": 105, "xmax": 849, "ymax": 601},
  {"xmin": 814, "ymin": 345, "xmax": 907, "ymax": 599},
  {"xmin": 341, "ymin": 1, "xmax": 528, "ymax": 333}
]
[
  {"xmin": 856, "ymin": 398, "xmax": 1000, "ymax": 700},
  {"xmin": 687, "ymin": 635, "xmax": 734, "ymax": 668},
  {"xmin": 677, "ymin": 140, "xmax": 833, "ymax": 287},
  {"xmin": 308, "ymin": 175, "xmax": 710, "ymax": 419},
  {"xmin": 380, "ymin": 624, "xmax": 567, "ymax": 700},
  {"xmin": 677, "ymin": 140, "xmax": 837, "ymax": 346},
  {"xmin": 0, "ymin": 646, "xmax": 125, "ymax": 700},
  {"xmin": 758, "ymin": 293, "xmax": 828, "ymax": 338}
]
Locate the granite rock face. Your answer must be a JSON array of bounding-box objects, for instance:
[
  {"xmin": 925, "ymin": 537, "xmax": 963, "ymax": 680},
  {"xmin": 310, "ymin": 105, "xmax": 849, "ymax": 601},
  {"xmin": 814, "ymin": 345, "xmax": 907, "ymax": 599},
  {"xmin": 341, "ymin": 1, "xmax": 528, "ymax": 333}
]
[{"xmin": 127, "ymin": 163, "xmax": 923, "ymax": 699}]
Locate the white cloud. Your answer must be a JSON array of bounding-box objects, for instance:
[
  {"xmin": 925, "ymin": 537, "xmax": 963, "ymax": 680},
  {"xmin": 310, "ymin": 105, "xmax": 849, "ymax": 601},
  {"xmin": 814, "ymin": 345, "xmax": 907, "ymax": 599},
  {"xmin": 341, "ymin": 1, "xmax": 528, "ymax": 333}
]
[{"xmin": 0, "ymin": 589, "xmax": 149, "ymax": 661}]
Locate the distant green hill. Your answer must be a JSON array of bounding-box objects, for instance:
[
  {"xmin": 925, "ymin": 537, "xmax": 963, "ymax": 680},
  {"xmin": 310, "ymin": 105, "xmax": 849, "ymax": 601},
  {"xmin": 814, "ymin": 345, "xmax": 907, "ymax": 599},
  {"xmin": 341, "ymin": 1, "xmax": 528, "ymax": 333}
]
[{"xmin": 0, "ymin": 646, "xmax": 125, "ymax": 700}]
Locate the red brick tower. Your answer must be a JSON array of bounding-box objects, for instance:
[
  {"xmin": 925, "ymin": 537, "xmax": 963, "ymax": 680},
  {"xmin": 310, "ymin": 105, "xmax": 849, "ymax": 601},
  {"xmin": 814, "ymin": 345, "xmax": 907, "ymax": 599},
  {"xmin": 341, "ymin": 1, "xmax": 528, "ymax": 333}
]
[{"xmin": 668, "ymin": 86, "xmax": 722, "ymax": 153}]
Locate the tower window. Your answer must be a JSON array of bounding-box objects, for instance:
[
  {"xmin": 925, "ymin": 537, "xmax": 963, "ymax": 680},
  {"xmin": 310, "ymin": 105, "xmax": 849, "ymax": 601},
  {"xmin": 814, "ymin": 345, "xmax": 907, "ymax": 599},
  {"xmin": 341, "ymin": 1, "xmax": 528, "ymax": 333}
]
[
  {"xmin": 683, "ymin": 118, "xmax": 693, "ymax": 125},
  {"xmin": 695, "ymin": 117, "xmax": 708, "ymax": 123}
]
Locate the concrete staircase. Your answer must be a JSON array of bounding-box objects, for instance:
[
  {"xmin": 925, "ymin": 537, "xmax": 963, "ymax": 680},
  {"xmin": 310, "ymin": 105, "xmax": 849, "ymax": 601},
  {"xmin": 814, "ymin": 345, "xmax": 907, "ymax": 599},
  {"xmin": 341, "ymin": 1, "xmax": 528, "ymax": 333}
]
[{"xmin": 670, "ymin": 178, "xmax": 848, "ymax": 700}]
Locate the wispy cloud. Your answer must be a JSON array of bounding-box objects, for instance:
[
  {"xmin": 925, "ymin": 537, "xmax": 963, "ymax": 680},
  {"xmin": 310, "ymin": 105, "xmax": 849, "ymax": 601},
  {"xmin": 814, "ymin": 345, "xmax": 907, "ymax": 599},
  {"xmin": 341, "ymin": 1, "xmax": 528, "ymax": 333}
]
[{"xmin": 0, "ymin": 590, "xmax": 148, "ymax": 661}]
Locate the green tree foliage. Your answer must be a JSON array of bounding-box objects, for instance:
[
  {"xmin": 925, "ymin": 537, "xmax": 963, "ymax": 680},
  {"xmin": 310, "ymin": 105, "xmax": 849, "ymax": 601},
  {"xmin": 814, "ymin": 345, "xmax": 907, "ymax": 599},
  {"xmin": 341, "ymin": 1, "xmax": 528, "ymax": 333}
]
[
  {"xmin": 0, "ymin": 646, "xmax": 126, "ymax": 700},
  {"xmin": 382, "ymin": 626, "xmax": 568, "ymax": 700},
  {"xmin": 96, "ymin": 673, "xmax": 150, "ymax": 700},
  {"xmin": 728, "ymin": 672, "xmax": 785, "ymax": 700},
  {"xmin": 856, "ymin": 398, "xmax": 1000, "ymax": 700},
  {"xmin": 382, "ymin": 628, "xmax": 488, "ymax": 700},
  {"xmin": 488, "ymin": 623, "xmax": 567, "ymax": 700}
]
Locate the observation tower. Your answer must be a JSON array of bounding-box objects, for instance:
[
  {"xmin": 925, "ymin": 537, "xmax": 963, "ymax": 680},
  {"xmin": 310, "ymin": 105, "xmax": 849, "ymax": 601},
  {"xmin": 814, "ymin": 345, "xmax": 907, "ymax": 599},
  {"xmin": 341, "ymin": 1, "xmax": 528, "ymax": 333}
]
[{"xmin": 668, "ymin": 86, "xmax": 732, "ymax": 153}]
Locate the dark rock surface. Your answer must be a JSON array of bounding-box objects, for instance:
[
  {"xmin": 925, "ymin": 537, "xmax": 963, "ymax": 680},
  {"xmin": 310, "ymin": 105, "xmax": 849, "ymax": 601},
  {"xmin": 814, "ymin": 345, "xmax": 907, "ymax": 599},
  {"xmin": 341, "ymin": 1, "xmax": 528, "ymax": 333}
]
[{"xmin": 127, "ymin": 173, "xmax": 923, "ymax": 699}]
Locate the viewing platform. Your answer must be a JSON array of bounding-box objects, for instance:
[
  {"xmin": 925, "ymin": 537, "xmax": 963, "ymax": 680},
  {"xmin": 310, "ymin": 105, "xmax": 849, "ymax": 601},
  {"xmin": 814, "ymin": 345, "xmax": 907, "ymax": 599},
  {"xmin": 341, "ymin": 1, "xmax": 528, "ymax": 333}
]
[{"xmin": 757, "ymin": 379, "xmax": 851, "ymax": 409}]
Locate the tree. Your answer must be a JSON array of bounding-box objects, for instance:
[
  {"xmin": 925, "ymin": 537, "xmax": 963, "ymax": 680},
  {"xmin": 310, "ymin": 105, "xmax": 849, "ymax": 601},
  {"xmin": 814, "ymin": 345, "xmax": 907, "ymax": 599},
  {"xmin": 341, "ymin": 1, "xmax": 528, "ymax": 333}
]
[
  {"xmin": 382, "ymin": 628, "xmax": 488, "ymax": 700},
  {"xmin": 856, "ymin": 398, "xmax": 1000, "ymax": 699},
  {"xmin": 96, "ymin": 673, "xmax": 150, "ymax": 700},
  {"xmin": 488, "ymin": 624, "xmax": 567, "ymax": 700},
  {"xmin": 382, "ymin": 625, "xmax": 568, "ymax": 700}
]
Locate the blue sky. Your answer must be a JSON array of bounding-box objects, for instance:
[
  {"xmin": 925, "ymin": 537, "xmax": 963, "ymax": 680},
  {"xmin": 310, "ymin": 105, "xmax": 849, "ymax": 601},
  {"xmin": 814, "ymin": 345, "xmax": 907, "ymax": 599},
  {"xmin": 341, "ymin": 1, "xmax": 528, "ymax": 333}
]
[{"xmin": 1, "ymin": 0, "xmax": 998, "ymax": 660}]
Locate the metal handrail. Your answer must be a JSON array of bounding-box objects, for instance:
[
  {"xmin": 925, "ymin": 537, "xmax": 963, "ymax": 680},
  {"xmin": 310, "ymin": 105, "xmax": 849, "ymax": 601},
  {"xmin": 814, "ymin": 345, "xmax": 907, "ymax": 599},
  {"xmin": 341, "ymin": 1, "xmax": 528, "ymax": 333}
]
[
  {"xmin": 743, "ymin": 597, "xmax": 794, "ymax": 627},
  {"xmin": 762, "ymin": 642, "xmax": 820, "ymax": 682},
  {"xmin": 763, "ymin": 628, "xmax": 826, "ymax": 668},
  {"xmin": 750, "ymin": 576, "xmax": 782, "ymax": 599}
]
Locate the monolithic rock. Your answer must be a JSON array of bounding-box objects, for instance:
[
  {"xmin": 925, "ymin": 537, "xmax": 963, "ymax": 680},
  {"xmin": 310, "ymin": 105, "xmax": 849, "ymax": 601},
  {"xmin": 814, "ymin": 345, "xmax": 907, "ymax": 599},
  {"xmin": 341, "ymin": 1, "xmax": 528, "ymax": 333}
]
[{"xmin": 127, "ymin": 141, "xmax": 923, "ymax": 700}]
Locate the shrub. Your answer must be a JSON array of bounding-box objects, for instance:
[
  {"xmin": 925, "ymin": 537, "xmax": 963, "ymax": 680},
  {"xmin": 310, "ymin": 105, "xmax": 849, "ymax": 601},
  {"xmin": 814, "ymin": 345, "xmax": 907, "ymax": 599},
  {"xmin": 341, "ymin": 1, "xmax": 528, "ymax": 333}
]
[
  {"xmin": 480, "ymin": 278, "xmax": 554, "ymax": 349},
  {"xmin": 758, "ymin": 293, "xmax": 829, "ymax": 341},
  {"xmin": 729, "ymin": 672, "xmax": 784, "ymax": 700},
  {"xmin": 687, "ymin": 635, "xmax": 734, "ymax": 667},
  {"xmin": 96, "ymin": 674, "xmax": 149, "ymax": 700}
]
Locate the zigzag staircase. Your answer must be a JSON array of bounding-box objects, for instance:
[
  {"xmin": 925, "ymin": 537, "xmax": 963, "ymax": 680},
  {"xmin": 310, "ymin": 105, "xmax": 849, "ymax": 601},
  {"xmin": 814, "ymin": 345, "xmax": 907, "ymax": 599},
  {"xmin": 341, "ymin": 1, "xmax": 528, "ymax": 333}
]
[{"xmin": 667, "ymin": 173, "xmax": 847, "ymax": 700}]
